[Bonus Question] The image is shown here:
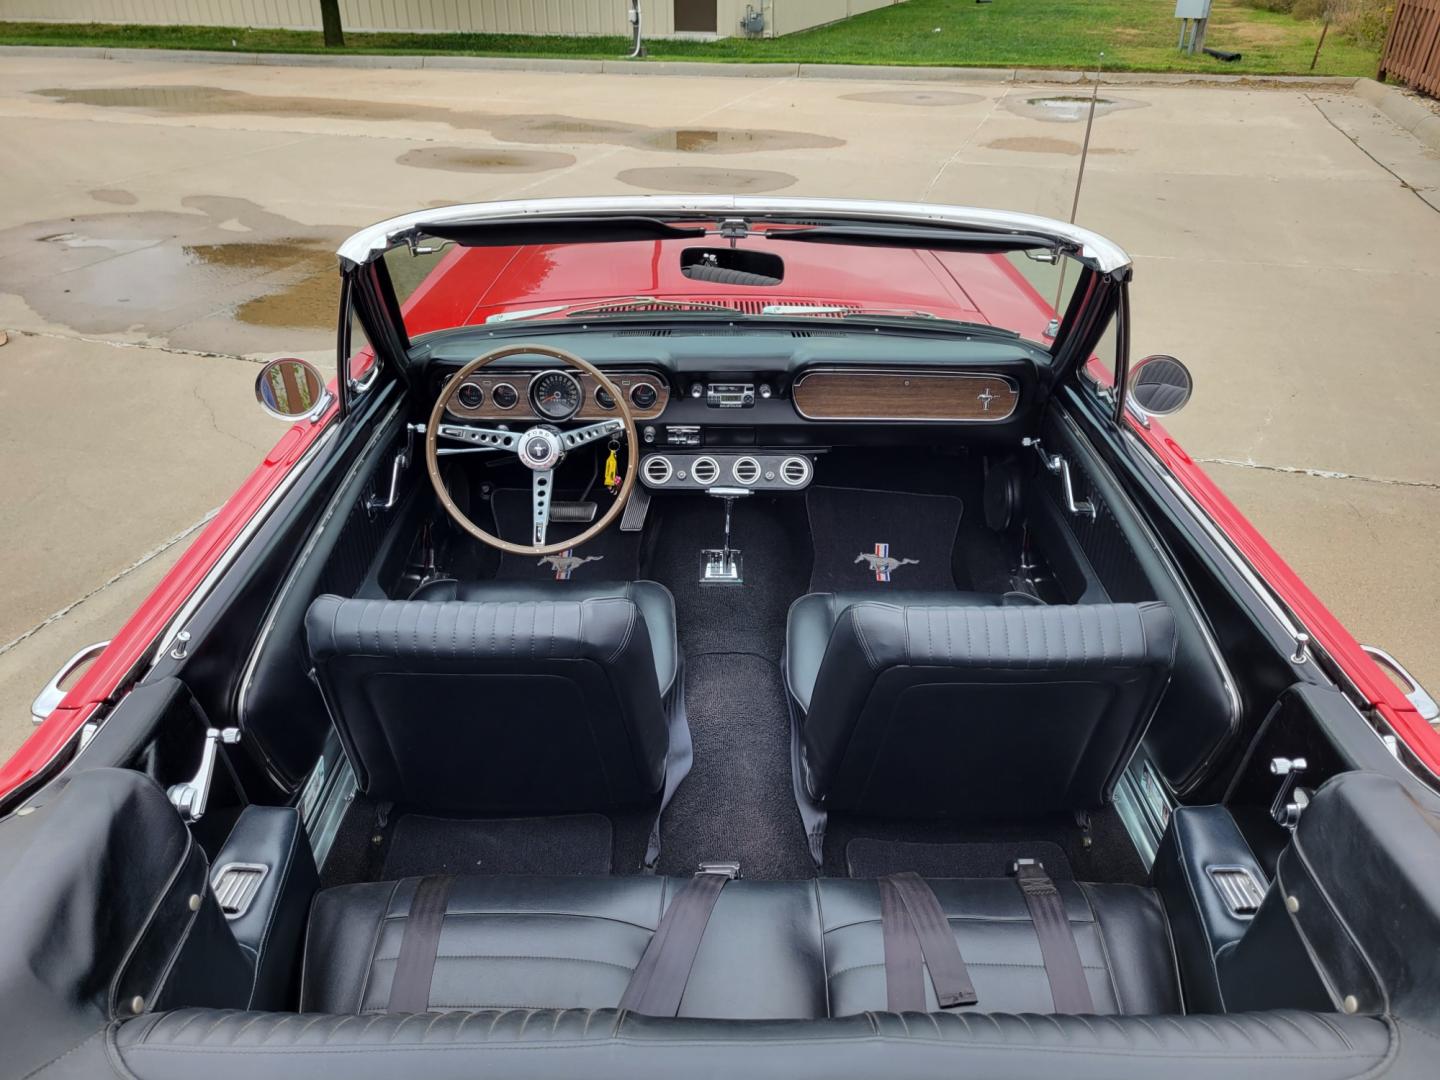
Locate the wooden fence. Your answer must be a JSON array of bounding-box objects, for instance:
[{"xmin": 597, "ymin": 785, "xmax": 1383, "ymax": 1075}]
[{"xmin": 1380, "ymin": 0, "xmax": 1440, "ymax": 97}]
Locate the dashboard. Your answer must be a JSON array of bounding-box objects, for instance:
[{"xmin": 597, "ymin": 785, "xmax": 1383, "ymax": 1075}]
[{"xmin": 424, "ymin": 328, "xmax": 1044, "ymax": 493}]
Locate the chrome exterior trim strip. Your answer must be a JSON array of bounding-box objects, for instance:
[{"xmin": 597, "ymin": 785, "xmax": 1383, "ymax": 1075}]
[{"xmin": 337, "ymin": 196, "xmax": 1132, "ymax": 274}]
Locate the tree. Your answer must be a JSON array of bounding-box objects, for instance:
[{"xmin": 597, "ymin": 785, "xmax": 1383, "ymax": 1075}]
[{"xmin": 319, "ymin": 0, "xmax": 345, "ymax": 48}]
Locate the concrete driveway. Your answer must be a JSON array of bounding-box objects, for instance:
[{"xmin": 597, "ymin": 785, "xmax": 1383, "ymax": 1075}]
[{"xmin": 1, "ymin": 55, "xmax": 1437, "ymax": 761}]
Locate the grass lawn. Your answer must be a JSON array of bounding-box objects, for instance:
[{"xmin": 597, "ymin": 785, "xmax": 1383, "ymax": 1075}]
[{"xmin": 0, "ymin": 0, "xmax": 1380, "ymax": 77}]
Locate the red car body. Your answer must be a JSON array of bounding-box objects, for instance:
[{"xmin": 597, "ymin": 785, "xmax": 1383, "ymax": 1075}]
[{"xmin": 5, "ymin": 233, "xmax": 1436, "ymax": 798}]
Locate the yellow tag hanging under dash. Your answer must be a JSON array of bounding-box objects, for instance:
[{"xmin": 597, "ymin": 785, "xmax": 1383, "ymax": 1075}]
[{"xmin": 604, "ymin": 447, "xmax": 619, "ymax": 492}]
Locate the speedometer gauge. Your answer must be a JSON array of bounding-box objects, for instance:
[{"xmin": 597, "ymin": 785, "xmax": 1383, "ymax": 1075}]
[{"xmin": 530, "ymin": 371, "xmax": 583, "ymax": 421}]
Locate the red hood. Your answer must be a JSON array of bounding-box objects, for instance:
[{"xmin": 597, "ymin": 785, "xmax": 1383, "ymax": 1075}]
[{"xmin": 401, "ymin": 237, "xmax": 1056, "ymax": 340}]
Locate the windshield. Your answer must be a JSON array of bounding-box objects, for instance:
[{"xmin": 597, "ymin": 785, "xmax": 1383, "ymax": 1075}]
[{"xmin": 381, "ymin": 222, "xmax": 1083, "ymax": 350}]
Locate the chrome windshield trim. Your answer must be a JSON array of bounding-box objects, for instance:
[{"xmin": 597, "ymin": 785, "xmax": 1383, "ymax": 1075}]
[{"xmin": 337, "ymin": 195, "xmax": 1132, "ymax": 275}]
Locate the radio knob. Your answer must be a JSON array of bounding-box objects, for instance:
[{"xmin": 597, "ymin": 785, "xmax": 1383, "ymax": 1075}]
[{"xmin": 691, "ymin": 383, "xmax": 704, "ymax": 399}]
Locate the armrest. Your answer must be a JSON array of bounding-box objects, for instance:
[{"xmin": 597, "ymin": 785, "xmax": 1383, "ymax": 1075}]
[
  {"xmin": 1152, "ymin": 805, "xmax": 1267, "ymax": 1013},
  {"xmin": 213, "ymin": 805, "xmax": 318, "ymax": 1010}
]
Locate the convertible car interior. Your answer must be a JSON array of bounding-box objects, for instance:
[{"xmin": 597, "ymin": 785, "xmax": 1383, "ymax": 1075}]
[{"xmin": 4, "ymin": 197, "xmax": 1438, "ymax": 1079}]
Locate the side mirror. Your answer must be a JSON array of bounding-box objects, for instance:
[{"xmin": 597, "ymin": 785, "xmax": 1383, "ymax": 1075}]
[
  {"xmin": 255, "ymin": 357, "xmax": 329, "ymax": 421},
  {"xmin": 1128, "ymin": 354, "xmax": 1193, "ymax": 416}
]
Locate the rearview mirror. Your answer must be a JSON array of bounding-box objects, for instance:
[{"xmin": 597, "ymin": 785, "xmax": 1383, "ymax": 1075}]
[
  {"xmin": 1128, "ymin": 354, "xmax": 1193, "ymax": 416},
  {"xmin": 255, "ymin": 357, "xmax": 328, "ymax": 420}
]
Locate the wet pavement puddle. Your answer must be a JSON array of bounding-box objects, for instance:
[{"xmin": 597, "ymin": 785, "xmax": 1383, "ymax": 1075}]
[
  {"xmin": 3, "ymin": 195, "xmax": 347, "ymax": 354},
  {"xmin": 396, "ymin": 146, "xmax": 576, "ymax": 173},
  {"xmin": 840, "ymin": 90, "xmax": 984, "ymax": 107},
  {"xmin": 616, "ymin": 166, "xmax": 798, "ymax": 193},
  {"xmin": 35, "ymin": 85, "xmax": 845, "ymax": 153},
  {"xmin": 1003, "ymin": 95, "xmax": 1146, "ymax": 123}
]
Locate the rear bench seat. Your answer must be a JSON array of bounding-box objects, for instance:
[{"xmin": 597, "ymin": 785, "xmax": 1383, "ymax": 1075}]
[{"xmin": 300, "ymin": 872, "xmax": 1179, "ymax": 1018}]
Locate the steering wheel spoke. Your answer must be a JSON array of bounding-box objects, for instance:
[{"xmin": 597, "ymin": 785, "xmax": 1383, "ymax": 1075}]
[
  {"xmin": 532, "ymin": 468, "xmax": 554, "ymax": 547},
  {"xmin": 436, "ymin": 423, "xmax": 520, "ymax": 451},
  {"xmin": 560, "ymin": 418, "xmax": 625, "ymax": 451}
]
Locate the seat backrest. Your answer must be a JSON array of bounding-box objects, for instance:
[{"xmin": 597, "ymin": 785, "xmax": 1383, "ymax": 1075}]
[
  {"xmin": 799, "ymin": 602, "xmax": 1176, "ymax": 817},
  {"xmin": 305, "ymin": 595, "xmax": 669, "ymax": 813}
]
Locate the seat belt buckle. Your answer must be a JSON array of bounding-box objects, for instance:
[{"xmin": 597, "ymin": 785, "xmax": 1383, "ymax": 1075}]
[
  {"xmin": 1010, "ymin": 858, "xmax": 1042, "ymax": 876},
  {"xmin": 939, "ymin": 990, "xmax": 979, "ymax": 1008},
  {"xmin": 696, "ymin": 861, "xmax": 742, "ymax": 880}
]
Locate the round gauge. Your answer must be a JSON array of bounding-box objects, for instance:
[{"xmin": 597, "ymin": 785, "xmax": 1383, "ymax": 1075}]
[
  {"xmin": 530, "ymin": 371, "xmax": 583, "ymax": 420},
  {"xmin": 629, "ymin": 382, "xmax": 658, "ymax": 410},
  {"xmin": 594, "ymin": 384, "xmax": 616, "ymax": 410},
  {"xmin": 456, "ymin": 382, "xmax": 484, "ymax": 409},
  {"xmin": 491, "ymin": 382, "xmax": 519, "ymax": 410}
]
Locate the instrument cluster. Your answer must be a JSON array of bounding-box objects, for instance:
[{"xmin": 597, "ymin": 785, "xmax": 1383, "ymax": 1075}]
[{"xmin": 444, "ymin": 368, "xmax": 669, "ymax": 423}]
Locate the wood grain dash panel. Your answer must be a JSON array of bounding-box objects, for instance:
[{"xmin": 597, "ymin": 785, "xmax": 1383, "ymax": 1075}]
[{"xmin": 792, "ymin": 369, "xmax": 1019, "ymax": 422}]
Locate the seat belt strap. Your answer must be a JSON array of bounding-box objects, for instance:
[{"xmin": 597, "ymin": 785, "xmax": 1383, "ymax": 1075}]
[
  {"xmin": 387, "ymin": 874, "xmax": 453, "ymax": 1013},
  {"xmin": 619, "ymin": 865, "xmax": 736, "ymax": 1016},
  {"xmin": 878, "ymin": 875, "xmax": 926, "ymax": 1011},
  {"xmin": 1012, "ymin": 859, "xmax": 1094, "ymax": 1013},
  {"xmin": 883, "ymin": 872, "xmax": 979, "ymax": 1009}
]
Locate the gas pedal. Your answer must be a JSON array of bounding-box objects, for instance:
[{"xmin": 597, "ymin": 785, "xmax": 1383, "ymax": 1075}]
[
  {"xmin": 549, "ymin": 500, "xmax": 597, "ymax": 523},
  {"xmin": 620, "ymin": 485, "xmax": 651, "ymax": 532}
]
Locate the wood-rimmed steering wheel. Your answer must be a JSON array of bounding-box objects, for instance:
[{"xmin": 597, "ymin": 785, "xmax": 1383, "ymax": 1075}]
[{"xmin": 424, "ymin": 343, "xmax": 638, "ymax": 556}]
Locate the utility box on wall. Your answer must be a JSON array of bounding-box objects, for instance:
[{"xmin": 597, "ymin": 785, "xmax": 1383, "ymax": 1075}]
[{"xmin": 1174, "ymin": 0, "xmax": 1212, "ymax": 17}]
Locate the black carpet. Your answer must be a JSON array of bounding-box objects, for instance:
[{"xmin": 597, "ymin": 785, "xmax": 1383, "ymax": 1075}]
[
  {"xmin": 846, "ymin": 838, "xmax": 1073, "ymax": 880},
  {"xmin": 649, "ymin": 494, "xmax": 811, "ymax": 660},
  {"xmin": 824, "ymin": 809, "xmax": 1148, "ymax": 885},
  {"xmin": 806, "ymin": 486, "xmax": 963, "ymax": 593},
  {"xmin": 647, "ymin": 496, "xmax": 814, "ymax": 878},
  {"xmin": 489, "ymin": 487, "xmax": 639, "ymax": 582},
  {"xmin": 656, "ymin": 654, "xmax": 814, "ymax": 879},
  {"xmin": 382, "ymin": 813, "xmax": 613, "ymax": 878}
]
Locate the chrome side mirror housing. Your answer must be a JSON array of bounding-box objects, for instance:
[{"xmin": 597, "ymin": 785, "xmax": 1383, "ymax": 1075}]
[
  {"xmin": 1128, "ymin": 354, "xmax": 1193, "ymax": 416},
  {"xmin": 254, "ymin": 357, "xmax": 331, "ymax": 421}
]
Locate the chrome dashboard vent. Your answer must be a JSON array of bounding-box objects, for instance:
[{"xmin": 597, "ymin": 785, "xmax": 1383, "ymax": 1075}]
[
  {"xmin": 780, "ymin": 456, "xmax": 811, "ymax": 486},
  {"xmin": 642, "ymin": 456, "xmax": 673, "ymax": 486},
  {"xmin": 731, "ymin": 457, "xmax": 761, "ymax": 485},
  {"xmin": 690, "ymin": 456, "xmax": 720, "ymax": 486}
]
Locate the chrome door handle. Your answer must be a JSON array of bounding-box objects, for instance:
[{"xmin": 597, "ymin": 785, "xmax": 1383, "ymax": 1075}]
[
  {"xmin": 31, "ymin": 640, "xmax": 110, "ymax": 725},
  {"xmin": 1360, "ymin": 645, "xmax": 1439, "ymax": 723}
]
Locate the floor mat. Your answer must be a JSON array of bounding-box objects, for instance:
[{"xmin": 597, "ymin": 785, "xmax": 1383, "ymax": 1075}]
[
  {"xmin": 656, "ymin": 654, "xmax": 814, "ymax": 879},
  {"xmin": 806, "ymin": 486, "xmax": 963, "ymax": 593},
  {"xmin": 846, "ymin": 838, "xmax": 1073, "ymax": 880},
  {"xmin": 489, "ymin": 487, "xmax": 639, "ymax": 583},
  {"xmin": 382, "ymin": 813, "xmax": 613, "ymax": 878}
]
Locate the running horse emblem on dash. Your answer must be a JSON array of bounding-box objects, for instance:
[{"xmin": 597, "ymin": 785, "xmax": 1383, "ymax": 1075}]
[
  {"xmin": 855, "ymin": 543, "xmax": 918, "ymax": 582},
  {"xmin": 538, "ymin": 550, "xmax": 604, "ymax": 580}
]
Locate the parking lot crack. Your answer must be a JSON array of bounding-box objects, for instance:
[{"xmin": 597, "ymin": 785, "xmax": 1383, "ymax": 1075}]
[{"xmin": 1201, "ymin": 456, "xmax": 1440, "ymax": 490}]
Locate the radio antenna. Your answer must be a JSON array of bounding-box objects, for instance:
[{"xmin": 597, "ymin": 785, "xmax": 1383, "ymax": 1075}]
[{"xmin": 1048, "ymin": 52, "xmax": 1104, "ymax": 336}]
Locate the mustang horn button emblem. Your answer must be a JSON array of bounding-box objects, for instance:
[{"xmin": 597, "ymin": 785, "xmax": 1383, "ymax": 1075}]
[
  {"xmin": 522, "ymin": 431, "xmax": 561, "ymax": 467},
  {"xmin": 539, "ymin": 549, "xmax": 604, "ymax": 580},
  {"xmin": 856, "ymin": 543, "xmax": 918, "ymax": 582}
]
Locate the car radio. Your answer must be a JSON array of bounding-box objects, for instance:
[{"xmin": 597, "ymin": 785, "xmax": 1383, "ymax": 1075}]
[{"xmin": 705, "ymin": 382, "xmax": 755, "ymax": 409}]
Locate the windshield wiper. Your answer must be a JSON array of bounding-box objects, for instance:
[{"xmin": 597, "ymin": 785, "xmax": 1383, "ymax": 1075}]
[{"xmin": 486, "ymin": 296, "xmax": 741, "ymax": 324}]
